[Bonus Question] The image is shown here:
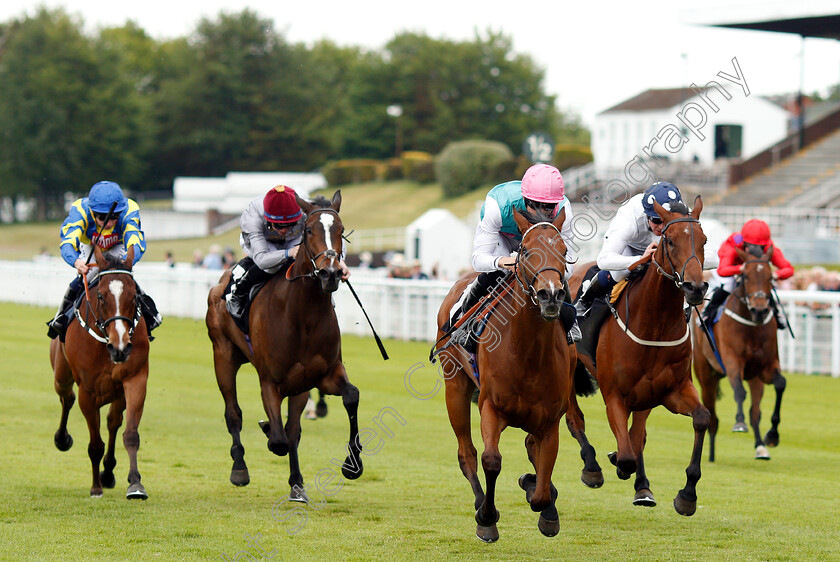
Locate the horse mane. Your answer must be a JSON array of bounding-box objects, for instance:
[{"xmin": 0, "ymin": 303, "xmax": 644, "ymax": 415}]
[
  {"xmin": 308, "ymin": 195, "xmax": 332, "ymax": 209},
  {"xmin": 519, "ymin": 207, "xmax": 554, "ymax": 225},
  {"xmin": 745, "ymin": 244, "xmax": 764, "ymax": 258},
  {"xmin": 668, "ymin": 200, "xmax": 690, "ymax": 216},
  {"xmin": 101, "ymin": 254, "xmax": 125, "ymax": 270}
]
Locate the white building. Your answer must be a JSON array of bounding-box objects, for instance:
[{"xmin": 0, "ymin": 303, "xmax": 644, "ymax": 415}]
[
  {"xmin": 592, "ymin": 87, "xmax": 790, "ymax": 178},
  {"xmin": 404, "ymin": 209, "xmax": 472, "ymax": 281}
]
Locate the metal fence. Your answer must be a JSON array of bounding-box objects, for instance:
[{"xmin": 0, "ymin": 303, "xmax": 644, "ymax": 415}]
[{"xmin": 3, "ymin": 260, "xmax": 837, "ymax": 377}]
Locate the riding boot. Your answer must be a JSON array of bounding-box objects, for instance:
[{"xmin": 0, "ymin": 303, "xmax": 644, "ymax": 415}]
[
  {"xmin": 225, "ymin": 258, "xmax": 273, "ymax": 333},
  {"xmin": 135, "ymin": 283, "xmax": 162, "ymax": 341},
  {"xmin": 561, "ymin": 279, "xmax": 582, "ymax": 344},
  {"xmin": 574, "ymin": 271, "xmax": 614, "ymax": 318},
  {"xmin": 46, "ymin": 278, "xmax": 83, "ymax": 339},
  {"xmin": 702, "ymin": 287, "xmax": 729, "ymax": 326},
  {"xmin": 770, "ymin": 296, "xmax": 788, "ymax": 331},
  {"xmin": 443, "ymin": 270, "xmax": 506, "ymax": 333}
]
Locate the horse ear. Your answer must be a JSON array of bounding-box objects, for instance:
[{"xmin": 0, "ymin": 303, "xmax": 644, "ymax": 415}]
[
  {"xmin": 94, "ymin": 245, "xmax": 107, "ymax": 269},
  {"xmin": 691, "ymin": 195, "xmax": 703, "ymax": 219},
  {"xmin": 331, "ymin": 190, "xmax": 342, "ymax": 213},
  {"xmin": 124, "ymin": 246, "xmax": 135, "ymax": 271},
  {"xmin": 763, "ymin": 244, "xmax": 774, "ymax": 261},
  {"xmin": 652, "ymin": 200, "xmax": 669, "ymax": 222},
  {"xmin": 513, "ymin": 207, "xmax": 530, "ymax": 234},
  {"xmin": 735, "ymin": 245, "xmax": 749, "ymax": 263},
  {"xmin": 295, "ymin": 192, "xmax": 314, "ymax": 215},
  {"xmin": 553, "ymin": 206, "xmax": 566, "ymax": 230}
]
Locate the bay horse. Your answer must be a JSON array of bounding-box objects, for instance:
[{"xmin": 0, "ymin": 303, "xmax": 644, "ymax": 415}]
[
  {"xmin": 568, "ymin": 197, "xmax": 710, "ymax": 516},
  {"xmin": 50, "ymin": 245, "xmax": 150, "ymax": 499},
  {"xmin": 692, "ymin": 245, "xmax": 785, "ymax": 461},
  {"xmin": 433, "ymin": 206, "xmax": 603, "ymax": 542},
  {"xmin": 206, "ymin": 190, "xmax": 362, "ymax": 501}
]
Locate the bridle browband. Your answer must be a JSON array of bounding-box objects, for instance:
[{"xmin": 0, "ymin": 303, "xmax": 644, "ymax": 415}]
[
  {"xmin": 514, "ymin": 221, "xmax": 567, "ymax": 306},
  {"xmin": 651, "ymin": 216, "xmax": 702, "ymax": 288},
  {"xmin": 75, "ymin": 269, "xmax": 141, "ymax": 344},
  {"xmin": 735, "ymin": 258, "xmax": 772, "ymax": 306}
]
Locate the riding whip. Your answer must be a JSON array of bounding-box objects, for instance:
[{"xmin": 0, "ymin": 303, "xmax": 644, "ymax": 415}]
[
  {"xmin": 344, "ymin": 279, "xmax": 389, "ymax": 360},
  {"xmin": 771, "ymin": 286, "xmax": 795, "ymax": 339}
]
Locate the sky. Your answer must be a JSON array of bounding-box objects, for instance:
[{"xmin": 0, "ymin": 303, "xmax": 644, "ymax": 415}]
[{"xmin": 1, "ymin": 1, "xmax": 839, "ymax": 127}]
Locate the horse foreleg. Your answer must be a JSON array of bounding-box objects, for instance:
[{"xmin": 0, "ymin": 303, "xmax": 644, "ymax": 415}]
[
  {"xmin": 663, "ymin": 382, "xmax": 709, "ymax": 517},
  {"xmin": 100, "ymin": 397, "xmax": 125, "ymax": 489},
  {"xmin": 695, "ymin": 358, "xmax": 721, "ymax": 462},
  {"xmin": 728, "ymin": 371, "xmax": 749, "ymax": 433},
  {"xmin": 285, "ymin": 391, "xmax": 308, "ymax": 501},
  {"xmin": 747, "ymin": 377, "xmax": 770, "ymax": 459},
  {"xmin": 122, "ymin": 372, "xmax": 148, "ymax": 500},
  {"xmin": 335, "ymin": 372, "xmax": 364, "ymax": 481},
  {"xmin": 565, "ymin": 391, "xmax": 603, "ymax": 488},
  {"xmin": 212, "ymin": 345, "xmax": 248, "ymax": 486},
  {"xmin": 52, "ymin": 343, "xmax": 75, "ymax": 452},
  {"xmin": 77, "ymin": 388, "xmax": 104, "ymax": 498},
  {"xmin": 444, "ymin": 368, "xmax": 483, "ymax": 510},
  {"xmin": 531, "ymin": 427, "xmax": 561, "ymax": 537},
  {"xmin": 603, "ymin": 394, "xmax": 635, "ymax": 479},
  {"xmin": 476, "ymin": 404, "xmax": 505, "ymax": 543},
  {"xmin": 259, "ymin": 381, "xmax": 290, "ymax": 457},
  {"xmin": 629, "ymin": 410, "xmax": 655, "ymax": 507},
  {"xmin": 764, "ymin": 370, "xmax": 786, "ymax": 448}
]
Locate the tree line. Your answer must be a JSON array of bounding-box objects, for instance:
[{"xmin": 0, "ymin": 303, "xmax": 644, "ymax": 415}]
[{"xmin": 0, "ymin": 8, "xmax": 589, "ymax": 220}]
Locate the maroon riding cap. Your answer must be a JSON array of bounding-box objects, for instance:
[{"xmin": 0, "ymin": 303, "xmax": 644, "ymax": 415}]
[{"xmin": 263, "ymin": 185, "xmax": 302, "ymax": 224}]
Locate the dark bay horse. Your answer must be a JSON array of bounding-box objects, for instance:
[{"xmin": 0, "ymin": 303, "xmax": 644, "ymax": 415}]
[
  {"xmin": 206, "ymin": 191, "xmax": 362, "ymax": 501},
  {"xmin": 692, "ymin": 245, "xmax": 785, "ymax": 461},
  {"xmin": 434, "ymin": 206, "xmax": 602, "ymax": 542},
  {"xmin": 569, "ymin": 197, "xmax": 710, "ymax": 516},
  {"xmin": 50, "ymin": 245, "xmax": 150, "ymax": 499}
]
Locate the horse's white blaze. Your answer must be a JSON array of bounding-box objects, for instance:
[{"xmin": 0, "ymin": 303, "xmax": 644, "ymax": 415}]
[
  {"xmin": 757, "ymin": 264, "xmax": 765, "ymax": 273},
  {"xmin": 319, "ymin": 213, "xmax": 337, "ymax": 265},
  {"xmin": 109, "ymin": 279, "xmax": 128, "ymax": 349}
]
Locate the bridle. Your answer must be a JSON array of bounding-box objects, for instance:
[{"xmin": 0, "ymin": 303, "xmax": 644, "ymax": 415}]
[
  {"xmin": 288, "ymin": 208, "xmax": 344, "ymax": 282},
  {"xmin": 734, "ymin": 258, "xmax": 772, "ymax": 309},
  {"xmin": 76, "ymin": 270, "xmax": 141, "ymax": 344},
  {"xmin": 652, "ymin": 216, "xmax": 702, "ymax": 289},
  {"xmin": 514, "ymin": 222, "xmax": 567, "ymax": 306}
]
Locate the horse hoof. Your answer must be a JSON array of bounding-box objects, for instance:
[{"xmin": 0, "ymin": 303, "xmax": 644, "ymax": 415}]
[
  {"xmin": 315, "ymin": 400, "xmax": 328, "ymax": 418},
  {"xmin": 54, "ymin": 432, "xmax": 73, "ymax": 452},
  {"xmin": 341, "ymin": 454, "xmax": 363, "ymax": 480},
  {"xmin": 476, "ymin": 524, "xmax": 499, "ymax": 543},
  {"xmin": 289, "ymin": 487, "xmax": 309, "ymax": 503},
  {"xmin": 90, "ymin": 489, "xmax": 103, "ymax": 498},
  {"xmin": 581, "ymin": 470, "xmax": 604, "ymax": 489},
  {"xmin": 126, "ymin": 483, "xmax": 148, "ymax": 500},
  {"xmin": 764, "ymin": 431, "xmax": 780, "ymax": 448},
  {"xmin": 633, "ymin": 488, "xmax": 656, "ymax": 507},
  {"xmin": 258, "ymin": 420, "xmax": 270, "ymax": 436},
  {"xmin": 230, "ymin": 469, "xmax": 250, "ymax": 487},
  {"xmin": 732, "ymin": 422, "xmax": 749, "ymax": 433},
  {"xmin": 755, "ymin": 445, "xmax": 770, "ymax": 460},
  {"xmin": 100, "ymin": 471, "xmax": 116, "ymax": 489},
  {"xmin": 673, "ymin": 492, "xmax": 696, "ymax": 516},
  {"xmin": 538, "ymin": 515, "xmax": 560, "ymax": 537},
  {"xmin": 518, "ymin": 473, "xmax": 537, "ymax": 502}
]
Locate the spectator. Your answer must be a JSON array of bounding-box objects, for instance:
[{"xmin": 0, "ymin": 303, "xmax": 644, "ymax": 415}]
[
  {"xmin": 202, "ymin": 244, "xmax": 224, "ymax": 269},
  {"xmin": 358, "ymin": 251, "xmax": 373, "ymax": 269},
  {"xmin": 408, "ymin": 259, "xmax": 429, "ymax": 280},
  {"xmin": 192, "ymin": 249, "xmax": 204, "ymax": 268},
  {"xmin": 222, "ymin": 246, "xmax": 237, "ymax": 269},
  {"xmin": 165, "ymin": 251, "xmax": 176, "ymax": 268}
]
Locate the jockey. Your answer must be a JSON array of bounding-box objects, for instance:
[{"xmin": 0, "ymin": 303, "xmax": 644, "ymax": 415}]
[
  {"xmin": 575, "ymin": 181, "xmax": 719, "ymax": 317},
  {"xmin": 702, "ymin": 219, "xmax": 794, "ymax": 329},
  {"xmin": 225, "ymin": 185, "xmax": 349, "ymax": 327},
  {"xmin": 457, "ymin": 163, "xmax": 581, "ymax": 344},
  {"xmin": 46, "ymin": 181, "xmax": 162, "ymax": 340}
]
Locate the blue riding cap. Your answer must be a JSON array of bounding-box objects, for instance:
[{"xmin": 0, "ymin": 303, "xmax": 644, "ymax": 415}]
[
  {"xmin": 642, "ymin": 182, "xmax": 682, "ymax": 218},
  {"xmin": 88, "ymin": 181, "xmax": 128, "ymax": 214}
]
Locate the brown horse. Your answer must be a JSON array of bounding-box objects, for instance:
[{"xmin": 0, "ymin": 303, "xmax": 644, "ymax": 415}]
[
  {"xmin": 692, "ymin": 245, "xmax": 785, "ymax": 461},
  {"xmin": 569, "ymin": 197, "xmax": 710, "ymax": 516},
  {"xmin": 206, "ymin": 191, "xmax": 362, "ymax": 500},
  {"xmin": 434, "ymin": 206, "xmax": 603, "ymax": 542},
  {"xmin": 50, "ymin": 245, "xmax": 150, "ymax": 499}
]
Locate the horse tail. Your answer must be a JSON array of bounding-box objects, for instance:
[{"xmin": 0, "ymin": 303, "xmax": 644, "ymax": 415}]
[
  {"xmin": 716, "ymin": 379, "xmax": 723, "ymax": 401},
  {"xmin": 574, "ymin": 363, "xmax": 599, "ymax": 397}
]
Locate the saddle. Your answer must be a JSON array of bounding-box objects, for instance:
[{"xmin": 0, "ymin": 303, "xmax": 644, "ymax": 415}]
[{"xmin": 223, "ymin": 260, "xmax": 293, "ymax": 335}]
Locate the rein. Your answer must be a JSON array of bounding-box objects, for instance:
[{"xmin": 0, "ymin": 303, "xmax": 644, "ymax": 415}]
[
  {"xmin": 76, "ymin": 269, "xmax": 140, "ymax": 344},
  {"xmin": 514, "ymin": 221, "xmax": 566, "ymax": 306},
  {"xmin": 651, "ymin": 216, "xmax": 701, "ymax": 289}
]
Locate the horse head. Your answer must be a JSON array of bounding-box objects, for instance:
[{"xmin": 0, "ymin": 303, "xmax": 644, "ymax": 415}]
[
  {"xmin": 295, "ymin": 190, "xmax": 345, "ymax": 293},
  {"xmin": 93, "ymin": 245, "xmax": 139, "ymax": 364},
  {"xmin": 735, "ymin": 244, "xmax": 774, "ymax": 323},
  {"xmin": 653, "ymin": 195, "xmax": 708, "ymax": 306},
  {"xmin": 513, "ymin": 206, "xmax": 568, "ymax": 321}
]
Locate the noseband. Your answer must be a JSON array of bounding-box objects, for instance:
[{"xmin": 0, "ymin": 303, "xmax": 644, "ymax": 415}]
[
  {"xmin": 735, "ymin": 258, "xmax": 772, "ymax": 306},
  {"xmin": 514, "ymin": 222, "xmax": 567, "ymax": 306},
  {"xmin": 652, "ymin": 217, "xmax": 702, "ymax": 289},
  {"xmin": 76, "ymin": 269, "xmax": 140, "ymax": 344}
]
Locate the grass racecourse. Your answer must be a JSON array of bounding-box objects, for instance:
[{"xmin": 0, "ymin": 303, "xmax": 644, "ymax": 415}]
[{"xmin": 1, "ymin": 302, "xmax": 839, "ymax": 561}]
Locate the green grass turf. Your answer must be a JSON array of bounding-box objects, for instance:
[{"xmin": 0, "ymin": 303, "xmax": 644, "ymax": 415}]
[{"xmin": 1, "ymin": 302, "xmax": 839, "ymax": 560}]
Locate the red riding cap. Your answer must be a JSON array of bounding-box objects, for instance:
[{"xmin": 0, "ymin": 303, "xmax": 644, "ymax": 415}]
[
  {"xmin": 741, "ymin": 219, "xmax": 771, "ymax": 246},
  {"xmin": 263, "ymin": 185, "xmax": 302, "ymax": 224}
]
